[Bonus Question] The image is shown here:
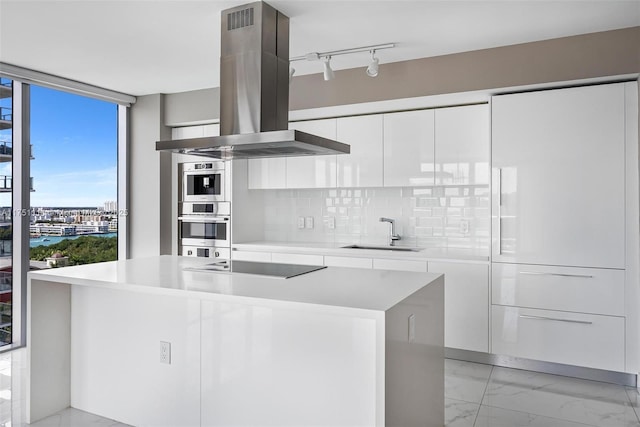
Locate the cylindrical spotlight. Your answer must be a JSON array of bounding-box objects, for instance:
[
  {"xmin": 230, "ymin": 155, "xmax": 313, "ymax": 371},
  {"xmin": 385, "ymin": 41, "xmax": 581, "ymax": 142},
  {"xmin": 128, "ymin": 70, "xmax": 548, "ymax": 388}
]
[
  {"xmin": 366, "ymin": 50, "xmax": 379, "ymax": 77},
  {"xmin": 323, "ymin": 56, "xmax": 335, "ymax": 81}
]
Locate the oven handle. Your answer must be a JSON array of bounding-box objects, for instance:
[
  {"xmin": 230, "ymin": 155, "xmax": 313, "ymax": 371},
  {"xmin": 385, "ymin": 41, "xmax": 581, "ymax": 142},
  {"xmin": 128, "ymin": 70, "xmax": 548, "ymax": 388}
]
[{"xmin": 178, "ymin": 216, "xmax": 230, "ymax": 222}]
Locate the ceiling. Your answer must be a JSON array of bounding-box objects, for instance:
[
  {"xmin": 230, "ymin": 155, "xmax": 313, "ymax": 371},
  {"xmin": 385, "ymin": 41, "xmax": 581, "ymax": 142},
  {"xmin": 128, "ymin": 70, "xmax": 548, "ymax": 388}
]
[{"xmin": 0, "ymin": 1, "xmax": 638, "ymax": 96}]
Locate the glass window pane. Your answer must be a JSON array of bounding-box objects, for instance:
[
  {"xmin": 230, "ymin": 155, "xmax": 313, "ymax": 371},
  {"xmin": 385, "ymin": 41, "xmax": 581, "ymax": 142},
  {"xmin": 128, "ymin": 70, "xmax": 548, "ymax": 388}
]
[
  {"xmin": 0, "ymin": 77, "xmax": 13, "ymax": 347},
  {"xmin": 29, "ymin": 86, "xmax": 118, "ymax": 268}
]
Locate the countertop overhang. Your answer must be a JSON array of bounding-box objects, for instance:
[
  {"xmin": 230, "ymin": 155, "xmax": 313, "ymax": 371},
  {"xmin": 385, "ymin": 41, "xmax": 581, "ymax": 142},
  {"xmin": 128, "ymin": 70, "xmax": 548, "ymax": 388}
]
[{"xmin": 28, "ymin": 255, "xmax": 442, "ymax": 312}]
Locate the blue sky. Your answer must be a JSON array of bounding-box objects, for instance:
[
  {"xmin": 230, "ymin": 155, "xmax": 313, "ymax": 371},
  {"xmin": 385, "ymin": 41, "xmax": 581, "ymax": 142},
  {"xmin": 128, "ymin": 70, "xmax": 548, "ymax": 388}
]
[{"xmin": 0, "ymin": 84, "xmax": 118, "ymax": 207}]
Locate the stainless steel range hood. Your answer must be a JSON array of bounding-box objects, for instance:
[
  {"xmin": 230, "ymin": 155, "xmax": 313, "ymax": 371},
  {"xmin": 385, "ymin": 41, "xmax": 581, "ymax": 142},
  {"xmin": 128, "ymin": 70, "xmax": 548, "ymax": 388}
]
[{"xmin": 156, "ymin": 1, "xmax": 350, "ymax": 160}]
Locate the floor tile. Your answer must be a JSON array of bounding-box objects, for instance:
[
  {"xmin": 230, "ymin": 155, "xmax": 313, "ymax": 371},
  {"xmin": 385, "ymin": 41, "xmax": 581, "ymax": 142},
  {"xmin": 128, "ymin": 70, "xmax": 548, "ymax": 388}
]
[
  {"xmin": 475, "ymin": 405, "xmax": 600, "ymax": 427},
  {"xmin": 445, "ymin": 398, "xmax": 479, "ymax": 427},
  {"xmin": 483, "ymin": 367, "xmax": 640, "ymax": 427},
  {"xmin": 27, "ymin": 407, "xmax": 131, "ymax": 427},
  {"xmin": 445, "ymin": 359, "xmax": 493, "ymax": 403},
  {"xmin": 625, "ymin": 387, "xmax": 640, "ymax": 423}
]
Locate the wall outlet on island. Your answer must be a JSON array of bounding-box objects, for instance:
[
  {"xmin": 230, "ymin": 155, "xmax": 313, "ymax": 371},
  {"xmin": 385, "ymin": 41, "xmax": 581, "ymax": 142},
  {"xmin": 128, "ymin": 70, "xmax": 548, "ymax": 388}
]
[
  {"xmin": 160, "ymin": 341, "xmax": 171, "ymax": 364},
  {"xmin": 297, "ymin": 217, "xmax": 305, "ymax": 229},
  {"xmin": 305, "ymin": 216, "xmax": 314, "ymax": 229}
]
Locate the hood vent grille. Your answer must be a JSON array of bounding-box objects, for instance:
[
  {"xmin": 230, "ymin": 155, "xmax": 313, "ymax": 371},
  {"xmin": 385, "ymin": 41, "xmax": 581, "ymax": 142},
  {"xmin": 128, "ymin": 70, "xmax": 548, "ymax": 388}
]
[{"xmin": 227, "ymin": 7, "xmax": 254, "ymax": 30}]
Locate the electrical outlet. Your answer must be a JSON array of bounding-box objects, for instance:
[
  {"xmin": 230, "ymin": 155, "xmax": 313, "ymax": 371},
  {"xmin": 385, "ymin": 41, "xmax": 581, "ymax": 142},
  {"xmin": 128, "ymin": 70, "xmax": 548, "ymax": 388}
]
[
  {"xmin": 459, "ymin": 219, "xmax": 470, "ymax": 235},
  {"xmin": 305, "ymin": 216, "xmax": 314, "ymax": 229},
  {"xmin": 327, "ymin": 217, "xmax": 335, "ymax": 229},
  {"xmin": 160, "ymin": 341, "xmax": 171, "ymax": 364},
  {"xmin": 408, "ymin": 314, "xmax": 415, "ymax": 343},
  {"xmin": 297, "ymin": 217, "xmax": 305, "ymax": 229}
]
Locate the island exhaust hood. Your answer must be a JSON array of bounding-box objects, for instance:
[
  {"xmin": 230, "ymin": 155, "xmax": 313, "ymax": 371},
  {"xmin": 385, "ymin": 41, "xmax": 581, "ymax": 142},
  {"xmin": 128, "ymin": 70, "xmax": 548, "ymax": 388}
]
[{"xmin": 156, "ymin": 1, "xmax": 350, "ymax": 160}]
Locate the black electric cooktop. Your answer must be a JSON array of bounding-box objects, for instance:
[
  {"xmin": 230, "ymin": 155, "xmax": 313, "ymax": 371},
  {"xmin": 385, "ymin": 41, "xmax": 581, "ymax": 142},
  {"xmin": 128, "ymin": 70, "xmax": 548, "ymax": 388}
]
[{"xmin": 185, "ymin": 260, "xmax": 326, "ymax": 279}]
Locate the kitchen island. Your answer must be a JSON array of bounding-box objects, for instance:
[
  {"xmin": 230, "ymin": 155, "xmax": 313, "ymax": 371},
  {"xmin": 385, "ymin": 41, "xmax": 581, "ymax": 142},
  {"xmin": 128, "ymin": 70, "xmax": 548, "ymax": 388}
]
[{"xmin": 27, "ymin": 255, "xmax": 444, "ymax": 427}]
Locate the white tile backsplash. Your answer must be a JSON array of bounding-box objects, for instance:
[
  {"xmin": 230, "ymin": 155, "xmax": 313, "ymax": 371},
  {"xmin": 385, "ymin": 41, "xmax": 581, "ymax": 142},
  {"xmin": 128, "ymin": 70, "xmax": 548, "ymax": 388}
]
[{"xmin": 261, "ymin": 186, "xmax": 490, "ymax": 252}]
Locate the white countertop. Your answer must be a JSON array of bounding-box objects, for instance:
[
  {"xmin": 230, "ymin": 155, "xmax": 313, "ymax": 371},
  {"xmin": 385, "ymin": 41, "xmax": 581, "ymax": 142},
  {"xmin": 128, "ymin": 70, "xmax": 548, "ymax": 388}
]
[
  {"xmin": 28, "ymin": 255, "xmax": 442, "ymax": 312},
  {"xmin": 233, "ymin": 241, "xmax": 489, "ymax": 263}
]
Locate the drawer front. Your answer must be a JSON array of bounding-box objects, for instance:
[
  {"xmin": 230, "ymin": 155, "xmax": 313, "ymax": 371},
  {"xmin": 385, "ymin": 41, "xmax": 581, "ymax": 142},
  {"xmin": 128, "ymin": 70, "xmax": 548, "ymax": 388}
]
[
  {"xmin": 491, "ymin": 305, "xmax": 624, "ymax": 372},
  {"xmin": 271, "ymin": 252, "xmax": 324, "ymax": 266},
  {"xmin": 324, "ymin": 256, "xmax": 372, "ymax": 269},
  {"xmin": 232, "ymin": 250, "xmax": 272, "ymax": 262},
  {"xmin": 373, "ymin": 258, "xmax": 427, "ymax": 272},
  {"xmin": 492, "ymin": 263, "xmax": 624, "ymax": 316}
]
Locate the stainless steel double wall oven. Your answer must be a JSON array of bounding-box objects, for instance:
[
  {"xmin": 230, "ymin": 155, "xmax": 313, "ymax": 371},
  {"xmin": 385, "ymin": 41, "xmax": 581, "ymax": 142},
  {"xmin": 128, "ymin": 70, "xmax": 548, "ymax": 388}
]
[{"xmin": 178, "ymin": 162, "xmax": 230, "ymax": 260}]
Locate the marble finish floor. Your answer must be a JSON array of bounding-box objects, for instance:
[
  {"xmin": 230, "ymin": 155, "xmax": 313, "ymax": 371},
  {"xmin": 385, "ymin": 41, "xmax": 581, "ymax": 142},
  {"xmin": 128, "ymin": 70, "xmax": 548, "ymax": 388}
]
[
  {"xmin": 446, "ymin": 359, "xmax": 640, "ymax": 427},
  {"xmin": 1, "ymin": 348, "xmax": 639, "ymax": 426}
]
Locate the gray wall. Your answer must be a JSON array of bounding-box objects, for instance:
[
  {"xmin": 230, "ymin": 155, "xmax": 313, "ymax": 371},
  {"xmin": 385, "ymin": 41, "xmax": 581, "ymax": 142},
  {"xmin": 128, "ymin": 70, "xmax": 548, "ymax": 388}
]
[
  {"xmin": 129, "ymin": 94, "xmax": 172, "ymax": 258},
  {"xmin": 290, "ymin": 26, "xmax": 640, "ymax": 110},
  {"xmin": 161, "ymin": 26, "xmax": 639, "ymax": 125},
  {"xmin": 164, "ymin": 87, "xmax": 220, "ymax": 127}
]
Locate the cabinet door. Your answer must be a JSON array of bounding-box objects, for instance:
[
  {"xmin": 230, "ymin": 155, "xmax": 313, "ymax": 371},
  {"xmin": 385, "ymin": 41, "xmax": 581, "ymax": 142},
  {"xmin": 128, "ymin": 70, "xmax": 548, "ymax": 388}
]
[
  {"xmin": 429, "ymin": 261, "xmax": 488, "ymax": 352},
  {"xmin": 271, "ymin": 252, "xmax": 324, "ymax": 266},
  {"xmin": 435, "ymin": 104, "xmax": 489, "ymax": 185},
  {"xmin": 337, "ymin": 115, "xmax": 383, "ymax": 187},
  {"xmin": 287, "ymin": 119, "xmax": 337, "ymax": 188},
  {"xmin": 324, "ymin": 256, "xmax": 373, "ymax": 269},
  {"xmin": 383, "ymin": 110, "xmax": 435, "ymax": 186},
  {"xmin": 232, "ymin": 250, "xmax": 272, "ymax": 262},
  {"xmin": 373, "ymin": 258, "xmax": 427, "ymax": 272},
  {"xmin": 492, "ymin": 83, "xmax": 626, "ymax": 268},
  {"xmin": 247, "ymin": 158, "xmax": 286, "ymax": 189}
]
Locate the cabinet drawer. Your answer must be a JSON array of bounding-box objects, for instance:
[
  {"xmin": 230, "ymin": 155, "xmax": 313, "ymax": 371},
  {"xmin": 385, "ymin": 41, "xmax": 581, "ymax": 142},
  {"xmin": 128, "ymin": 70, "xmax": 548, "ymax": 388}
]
[
  {"xmin": 232, "ymin": 251, "xmax": 272, "ymax": 262},
  {"xmin": 492, "ymin": 263, "xmax": 624, "ymax": 316},
  {"xmin": 373, "ymin": 258, "xmax": 427, "ymax": 272},
  {"xmin": 271, "ymin": 252, "xmax": 324, "ymax": 266},
  {"xmin": 324, "ymin": 256, "xmax": 372, "ymax": 269},
  {"xmin": 491, "ymin": 305, "xmax": 624, "ymax": 372}
]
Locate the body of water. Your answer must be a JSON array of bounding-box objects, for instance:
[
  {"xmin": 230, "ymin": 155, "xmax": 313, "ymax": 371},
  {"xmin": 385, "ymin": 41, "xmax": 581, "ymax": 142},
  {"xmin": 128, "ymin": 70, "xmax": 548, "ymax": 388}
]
[{"xmin": 30, "ymin": 232, "xmax": 117, "ymax": 248}]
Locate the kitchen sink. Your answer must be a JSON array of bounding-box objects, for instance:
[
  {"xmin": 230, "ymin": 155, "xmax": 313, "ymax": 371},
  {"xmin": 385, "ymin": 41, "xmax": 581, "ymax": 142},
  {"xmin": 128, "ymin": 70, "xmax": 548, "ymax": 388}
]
[{"xmin": 341, "ymin": 244, "xmax": 422, "ymax": 252}]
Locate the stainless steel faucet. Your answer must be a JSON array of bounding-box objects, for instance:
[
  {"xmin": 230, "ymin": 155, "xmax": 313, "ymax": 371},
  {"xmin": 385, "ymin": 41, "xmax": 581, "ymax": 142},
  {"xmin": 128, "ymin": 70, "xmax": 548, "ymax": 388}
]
[{"xmin": 379, "ymin": 217, "xmax": 401, "ymax": 246}]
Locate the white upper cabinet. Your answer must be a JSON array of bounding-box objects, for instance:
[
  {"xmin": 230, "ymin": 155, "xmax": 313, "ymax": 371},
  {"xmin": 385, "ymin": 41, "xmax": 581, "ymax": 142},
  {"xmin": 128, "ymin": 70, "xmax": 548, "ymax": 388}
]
[
  {"xmin": 383, "ymin": 110, "xmax": 435, "ymax": 187},
  {"xmin": 435, "ymin": 104, "xmax": 489, "ymax": 186},
  {"xmin": 337, "ymin": 115, "xmax": 384, "ymax": 188},
  {"xmin": 287, "ymin": 119, "xmax": 338, "ymax": 188},
  {"xmin": 492, "ymin": 83, "xmax": 626, "ymax": 268},
  {"xmin": 248, "ymin": 158, "xmax": 286, "ymax": 189}
]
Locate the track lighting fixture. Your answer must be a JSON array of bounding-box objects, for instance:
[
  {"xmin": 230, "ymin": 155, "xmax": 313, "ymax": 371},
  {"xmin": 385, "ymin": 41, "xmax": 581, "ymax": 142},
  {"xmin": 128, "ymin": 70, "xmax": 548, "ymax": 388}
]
[
  {"xmin": 366, "ymin": 50, "xmax": 379, "ymax": 78},
  {"xmin": 290, "ymin": 43, "xmax": 394, "ymax": 82},
  {"xmin": 323, "ymin": 56, "xmax": 335, "ymax": 81}
]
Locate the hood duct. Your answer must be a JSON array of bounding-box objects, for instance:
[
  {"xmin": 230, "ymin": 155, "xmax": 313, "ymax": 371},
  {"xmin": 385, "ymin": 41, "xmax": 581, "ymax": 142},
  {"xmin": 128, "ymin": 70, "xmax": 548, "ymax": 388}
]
[{"xmin": 155, "ymin": 1, "xmax": 350, "ymax": 160}]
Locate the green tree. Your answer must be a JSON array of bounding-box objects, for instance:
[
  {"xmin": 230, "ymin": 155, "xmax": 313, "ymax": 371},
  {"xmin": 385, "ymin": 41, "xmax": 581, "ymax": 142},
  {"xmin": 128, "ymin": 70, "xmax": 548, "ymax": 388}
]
[{"xmin": 30, "ymin": 236, "xmax": 117, "ymax": 266}]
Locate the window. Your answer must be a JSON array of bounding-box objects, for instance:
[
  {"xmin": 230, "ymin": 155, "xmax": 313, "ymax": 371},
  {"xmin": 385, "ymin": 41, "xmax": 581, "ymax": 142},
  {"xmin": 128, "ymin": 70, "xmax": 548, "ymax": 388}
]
[
  {"xmin": 29, "ymin": 86, "xmax": 118, "ymax": 268},
  {"xmin": 0, "ymin": 78, "xmax": 12, "ymax": 346},
  {"xmin": 0, "ymin": 69, "xmax": 130, "ymax": 350}
]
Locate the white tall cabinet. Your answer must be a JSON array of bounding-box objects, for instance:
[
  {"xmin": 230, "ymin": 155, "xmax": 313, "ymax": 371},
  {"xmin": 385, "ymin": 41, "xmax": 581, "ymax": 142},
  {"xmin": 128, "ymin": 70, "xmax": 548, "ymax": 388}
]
[
  {"xmin": 492, "ymin": 84, "xmax": 625, "ymax": 268},
  {"xmin": 490, "ymin": 82, "xmax": 638, "ymax": 373}
]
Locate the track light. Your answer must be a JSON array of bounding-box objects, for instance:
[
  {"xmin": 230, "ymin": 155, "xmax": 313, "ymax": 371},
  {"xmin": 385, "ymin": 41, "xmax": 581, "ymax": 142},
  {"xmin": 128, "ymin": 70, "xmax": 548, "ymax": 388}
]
[
  {"xmin": 323, "ymin": 56, "xmax": 335, "ymax": 81},
  {"xmin": 289, "ymin": 43, "xmax": 394, "ymax": 82},
  {"xmin": 366, "ymin": 50, "xmax": 379, "ymax": 78}
]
